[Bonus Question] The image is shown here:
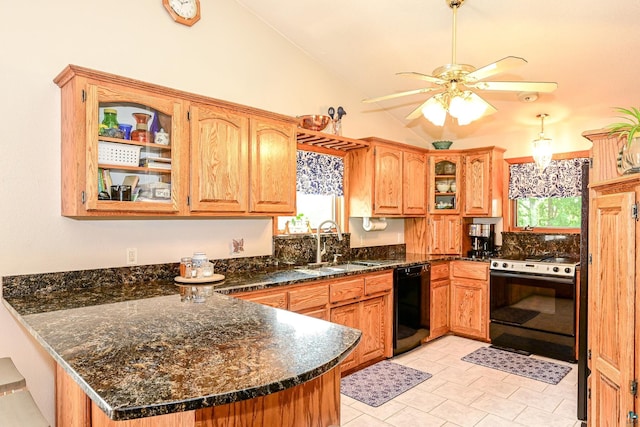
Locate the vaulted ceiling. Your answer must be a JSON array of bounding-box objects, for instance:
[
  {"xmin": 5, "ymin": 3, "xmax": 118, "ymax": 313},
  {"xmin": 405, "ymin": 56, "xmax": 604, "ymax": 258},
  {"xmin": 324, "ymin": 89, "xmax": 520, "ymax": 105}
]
[{"xmin": 236, "ymin": 0, "xmax": 640, "ymax": 148}]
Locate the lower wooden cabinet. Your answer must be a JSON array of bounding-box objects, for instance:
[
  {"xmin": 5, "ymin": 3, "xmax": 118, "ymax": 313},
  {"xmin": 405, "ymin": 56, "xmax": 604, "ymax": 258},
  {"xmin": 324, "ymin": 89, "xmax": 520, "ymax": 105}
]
[
  {"xmin": 236, "ymin": 270, "xmax": 393, "ymax": 374},
  {"xmin": 449, "ymin": 261, "xmax": 489, "ymax": 341},
  {"xmin": 428, "ymin": 262, "xmax": 450, "ymax": 341}
]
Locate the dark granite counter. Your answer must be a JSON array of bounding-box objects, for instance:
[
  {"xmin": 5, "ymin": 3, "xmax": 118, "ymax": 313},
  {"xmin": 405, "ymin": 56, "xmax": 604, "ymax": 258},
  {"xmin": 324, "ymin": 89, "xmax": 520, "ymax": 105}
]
[{"xmin": 3, "ymin": 286, "xmax": 361, "ymax": 421}]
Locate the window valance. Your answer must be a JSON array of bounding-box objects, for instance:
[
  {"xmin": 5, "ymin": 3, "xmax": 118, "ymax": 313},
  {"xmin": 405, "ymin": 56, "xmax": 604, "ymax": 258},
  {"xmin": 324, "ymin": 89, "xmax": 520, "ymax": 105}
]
[
  {"xmin": 296, "ymin": 151, "xmax": 344, "ymax": 196},
  {"xmin": 508, "ymin": 158, "xmax": 589, "ymax": 199}
]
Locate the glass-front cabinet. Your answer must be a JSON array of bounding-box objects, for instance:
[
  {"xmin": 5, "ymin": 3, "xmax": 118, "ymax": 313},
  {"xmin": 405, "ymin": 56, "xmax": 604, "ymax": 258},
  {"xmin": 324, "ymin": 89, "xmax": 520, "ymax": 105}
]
[{"xmin": 428, "ymin": 154, "xmax": 461, "ymax": 214}]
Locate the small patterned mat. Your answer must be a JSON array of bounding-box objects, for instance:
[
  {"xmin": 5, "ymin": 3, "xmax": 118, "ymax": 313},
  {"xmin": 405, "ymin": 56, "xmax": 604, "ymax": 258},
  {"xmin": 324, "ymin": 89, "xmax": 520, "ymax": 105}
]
[
  {"xmin": 341, "ymin": 360, "xmax": 432, "ymax": 407},
  {"xmin": 462, "ymin": 346, "xmax": 572, "ymax": 385}
]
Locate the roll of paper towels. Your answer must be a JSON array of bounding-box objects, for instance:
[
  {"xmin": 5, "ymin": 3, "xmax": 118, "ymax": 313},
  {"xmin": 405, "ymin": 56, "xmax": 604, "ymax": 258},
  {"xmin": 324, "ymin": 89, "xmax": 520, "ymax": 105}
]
[{"xmin": 362, "ymin": 217, "xmax": 388, "ymax": 231}]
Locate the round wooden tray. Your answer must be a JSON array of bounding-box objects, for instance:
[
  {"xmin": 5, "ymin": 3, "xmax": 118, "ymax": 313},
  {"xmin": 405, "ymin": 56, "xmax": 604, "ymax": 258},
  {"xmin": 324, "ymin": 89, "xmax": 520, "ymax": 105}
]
[{"xmin": 174, "ymin": 274, "xmax": 225, "ymax": 284}]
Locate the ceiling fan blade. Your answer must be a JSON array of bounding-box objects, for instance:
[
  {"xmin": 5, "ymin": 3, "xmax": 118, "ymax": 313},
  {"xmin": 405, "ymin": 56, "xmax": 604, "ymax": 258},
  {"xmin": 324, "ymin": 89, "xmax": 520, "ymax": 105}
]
[
  {"xmin": 468, "ymin": 92, "xmax": 497, "ymax": 116},
  {"xmin": 471, "ymin": 81, "xmax": 558, "ymax": 93},
  {"xmin": 396, "ymin": 72, "xmax": 446, "ymax": 85},
  {"xmin": 363, "ymin": 87, "xmax": 440, "ymax": 103},
  {"xmin": 465, "ymin": 56, "xmax": 527, "ymax": 82},
  {"xmin": 405, "ymin": 98, "xmax": 435, "ymax": 121}
]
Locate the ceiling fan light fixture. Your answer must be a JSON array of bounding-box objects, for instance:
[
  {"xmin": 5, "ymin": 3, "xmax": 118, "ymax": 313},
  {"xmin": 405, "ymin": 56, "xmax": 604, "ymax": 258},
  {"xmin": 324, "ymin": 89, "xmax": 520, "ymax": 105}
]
[
  {"xmin": 532, "ymin": 113, "xmax": 553, "ymax": 172},
  {"xmin": 449, "ymin": 91, "xmax": 487, "ymax": 125},
  {"xmin": 421, "ymin": 95, "xmax": 447, "ymax": 126}
]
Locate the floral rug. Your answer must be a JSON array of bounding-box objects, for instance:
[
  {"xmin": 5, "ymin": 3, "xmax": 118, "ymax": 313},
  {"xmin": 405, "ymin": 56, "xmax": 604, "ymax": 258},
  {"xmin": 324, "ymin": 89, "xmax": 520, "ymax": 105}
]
[
  {"xmin": 340, "ymin": 360, "xmax": 432, "ymax": 407},
  {"xmin": 462, "ymin": 346, "xmax": 572, "ymax": 385}
]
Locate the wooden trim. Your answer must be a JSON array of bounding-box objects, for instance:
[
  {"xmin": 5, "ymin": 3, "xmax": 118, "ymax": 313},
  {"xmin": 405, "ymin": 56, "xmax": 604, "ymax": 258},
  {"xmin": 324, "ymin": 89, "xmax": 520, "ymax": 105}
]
[{"xmin": 505, "ymin": 150, "xmax": 591, "ymax": 164}]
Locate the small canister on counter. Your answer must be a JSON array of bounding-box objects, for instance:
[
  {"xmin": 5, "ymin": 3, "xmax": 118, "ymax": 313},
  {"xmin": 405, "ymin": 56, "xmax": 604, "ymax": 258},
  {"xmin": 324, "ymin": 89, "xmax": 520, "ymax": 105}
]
[
  {"xmin": 192, "ymin": 252, "xmax": 208, "ymax": 277},
  {"xmin": 180, "ymin": 257, "xmax": 192, "ymax": 278}
]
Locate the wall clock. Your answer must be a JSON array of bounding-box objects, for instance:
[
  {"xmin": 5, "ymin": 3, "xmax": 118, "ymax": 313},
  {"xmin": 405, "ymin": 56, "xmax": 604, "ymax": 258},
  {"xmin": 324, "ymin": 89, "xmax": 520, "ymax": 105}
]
[{"xmin": 163, "ymin": 0, "xmax": 201, "ymax": 27}]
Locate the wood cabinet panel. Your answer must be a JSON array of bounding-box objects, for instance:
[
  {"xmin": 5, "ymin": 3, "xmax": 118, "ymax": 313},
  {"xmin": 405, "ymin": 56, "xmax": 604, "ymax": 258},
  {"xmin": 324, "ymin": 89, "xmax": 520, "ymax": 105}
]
[
  {"xmin": 451, "ymin": 261, "xmax": 488, "ymax": 281},
  {"xmin": 374, "ymin": 145, "xmax": 403, "ymax": 215},
  {"xmin": 428, "ymin": 215, "xmax": 462, "ymax": 255},
  {"xmin": 364, "ymin": 272, "xmax": 393, "ymax": 296},
  {"xmin": 240, "ymin": 291, "xmax": 288, "ymax": 309},
  {"xmin": 430, "ymin": 263, "xmax": 450, "ymax": 281},
  {"xmin": 462, "ymin": 147, "xmax": 505, "ymax": 217},
  {"xmin": 249, "ymin": 117, "xmax": 296, "ymax": 214},
  {"xmin": 450, "ymin": 278, "xmax": 487, "ymax": 340},
  {"xmin": 299, "ymin": 307, "xmax": 330, "ymax": 321},
  {"xmin": 329, "ymin": 278, "xmax": 364, "ymax": 304},
  {"xmin": 288, "ymin": 284, "xmax": 329, "ymax": 312},
  {"xmin": 330, "ymin": 303, "xmax": 360, "ymax": 372},
  {"xmin": 359, "ymin": 297, "xmax": 386, "ymax": 363},
  {"xmin": 402, "ymin": 151, "xmax": 427, "ymax": 215},
  {"xmin": 189, "ymin": 104, "xmax": 248, "ymax": 212},
  {"xmin": 429, "ymin": 278, "xmax": 450, "ymax": 340}
]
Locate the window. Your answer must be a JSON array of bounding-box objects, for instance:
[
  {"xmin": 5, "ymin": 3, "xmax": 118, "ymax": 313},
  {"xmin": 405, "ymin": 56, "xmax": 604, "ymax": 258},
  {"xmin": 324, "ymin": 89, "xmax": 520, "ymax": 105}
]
[
  {"xmin": 277, "ymin": 150, "xmax": 345, "ymax": 233},
  {"xmin": 508, "ymin": 157, "xmax": 588, "ymax": 230}
]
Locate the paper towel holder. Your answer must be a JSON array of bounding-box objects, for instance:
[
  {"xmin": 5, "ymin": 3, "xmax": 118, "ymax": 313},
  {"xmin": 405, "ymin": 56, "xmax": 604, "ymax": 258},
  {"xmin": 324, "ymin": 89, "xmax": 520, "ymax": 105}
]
[{"xmin": 362, "ymin": 217, "xmax": 388, "ymax": 232}]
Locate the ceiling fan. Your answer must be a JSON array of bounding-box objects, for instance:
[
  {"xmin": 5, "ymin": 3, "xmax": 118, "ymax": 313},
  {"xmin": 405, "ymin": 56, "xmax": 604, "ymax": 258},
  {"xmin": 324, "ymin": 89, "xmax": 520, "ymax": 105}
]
[{"xmin": 363, "ymin": 0, "xmax": 557, "ymax": 126}]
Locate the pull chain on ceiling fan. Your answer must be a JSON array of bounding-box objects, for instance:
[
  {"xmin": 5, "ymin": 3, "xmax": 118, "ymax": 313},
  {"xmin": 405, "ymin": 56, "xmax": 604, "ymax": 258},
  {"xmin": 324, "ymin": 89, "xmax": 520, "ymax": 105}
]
[{"xmin": 363, "ymin": 0, "xmax": 558, "ymax": 126}]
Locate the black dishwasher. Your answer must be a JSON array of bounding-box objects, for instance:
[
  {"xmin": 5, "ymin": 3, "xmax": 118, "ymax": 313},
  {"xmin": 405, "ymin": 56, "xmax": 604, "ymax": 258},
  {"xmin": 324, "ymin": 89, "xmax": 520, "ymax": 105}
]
[{"xmin": 393, "ymin": 264, "xmax": 430, "ymax": 355}]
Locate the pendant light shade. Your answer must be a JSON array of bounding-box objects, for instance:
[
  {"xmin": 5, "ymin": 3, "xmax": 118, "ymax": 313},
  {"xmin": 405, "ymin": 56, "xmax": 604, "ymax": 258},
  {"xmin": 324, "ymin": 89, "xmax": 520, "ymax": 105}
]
[{"xmin": 532, "ymin": 113, "xmax": 553, "ymax": 171}]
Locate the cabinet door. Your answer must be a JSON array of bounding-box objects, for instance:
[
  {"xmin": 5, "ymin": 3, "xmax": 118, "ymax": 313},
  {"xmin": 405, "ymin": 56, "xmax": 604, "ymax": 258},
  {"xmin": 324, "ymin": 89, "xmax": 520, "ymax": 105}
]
[
  {"xmin": 359, "ymin": 297, "xmax": 386, "ymax": 364},
  {"xmin": 189, "ymin": 104, "xmax": 249, "ymax": 212},
  {"xmin": 249, "ymin": 117, "xmax": 296, "ymax": 213},
  {"xmin": 374, "ymin": 145, "xmax": 403, "ymax": 215},
  {"xmin": 429, "ymin": 279, "xmax": 450, "ymax": 339},
  {"xmin": 238, "ymin": 290, "xmax": 288, "ymax": 309},
  {"xmin": 402, "ymin": 151, "xmax": 427, "ymax": 215},
  {"xmin": 330, "ymin": 303, "xmax": 360, "ymax": 372},
  {"xmin": 428, "ymin": 216, "xmax": 461, "ymax": 255},
  {"xmin": 78, "ymin": 83, "xmax": 185, "ymax": 215},
  {"xmin": 429, "ymin": 154, "xmax": 461, "ymax": 214},
  {"xmin": 463, "ymin": 152, "xmax": 490, "ymax": 216},
  {"xmin": 589, "ymin": 191, "xmax": 636, "ymax": 426},
  {"xmin": 450, "ymin": 279, "xmax": 487, "ymax": 340}
]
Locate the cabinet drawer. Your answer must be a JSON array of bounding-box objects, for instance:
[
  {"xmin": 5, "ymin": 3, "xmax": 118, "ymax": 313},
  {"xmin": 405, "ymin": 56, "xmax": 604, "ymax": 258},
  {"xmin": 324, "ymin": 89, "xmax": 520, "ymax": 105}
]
[
  {"xmin": 430, "ymin": 263, "xmax": 450, "ymax": 280},
  {"xmin": 364, "ymin": 272, "xmax": 393, "ymax": 296},
  {"xmin": 330, "ymin": 278, "xmax": 365, "ymax": 304},
  {"xmin": 451, "ymin": 261, "xmax": 488, "ymax": 281},
  {"xmin": 289, "ymin": 284, "xmax": 329, "ymax": 312},
  {"xmin": 241, "ymin": 291, "xmax": 288, "ymax": 309}
]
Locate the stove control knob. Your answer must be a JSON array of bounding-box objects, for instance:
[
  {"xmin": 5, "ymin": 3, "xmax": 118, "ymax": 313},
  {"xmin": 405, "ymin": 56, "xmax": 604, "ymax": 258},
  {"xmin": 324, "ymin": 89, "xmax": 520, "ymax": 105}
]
[
  {"xmin": 492, "ymin": 262, "xmax": 499, "ymax": 268},
  {"xmin": 565, "ymin": 267, "xmax": 572, "ymax": 274},
  {"xmin": 553, "ymin": 266, "xmax": 560, "ymax": 273},
  {"xmin": 502, "ymin": 263, "xmax": 508, "ymax": 268}
]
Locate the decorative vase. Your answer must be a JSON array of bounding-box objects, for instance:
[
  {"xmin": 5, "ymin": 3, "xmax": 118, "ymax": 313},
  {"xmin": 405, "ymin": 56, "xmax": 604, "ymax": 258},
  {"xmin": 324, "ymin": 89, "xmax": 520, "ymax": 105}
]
[
  {"xmin": 620, "ymin": 137, "xmax": 640, "ymax": 175},
  {"xmin": 131, "ymin": 113, "xmax": 152, "ymax": 142}
]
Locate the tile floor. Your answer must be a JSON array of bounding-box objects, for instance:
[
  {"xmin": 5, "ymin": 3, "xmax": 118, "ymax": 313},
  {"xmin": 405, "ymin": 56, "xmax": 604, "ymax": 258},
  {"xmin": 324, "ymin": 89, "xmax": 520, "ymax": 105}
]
[{"xmin": 340, "ymin": 335, "xmax": 582, "ymax": 427}]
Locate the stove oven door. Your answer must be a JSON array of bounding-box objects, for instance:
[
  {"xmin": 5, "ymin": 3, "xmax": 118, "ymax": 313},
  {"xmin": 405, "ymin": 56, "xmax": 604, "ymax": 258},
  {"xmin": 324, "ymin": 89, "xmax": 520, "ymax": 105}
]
[{"xmin": 489, "ymin": 270, "xmax": 576, "ymax": 362}]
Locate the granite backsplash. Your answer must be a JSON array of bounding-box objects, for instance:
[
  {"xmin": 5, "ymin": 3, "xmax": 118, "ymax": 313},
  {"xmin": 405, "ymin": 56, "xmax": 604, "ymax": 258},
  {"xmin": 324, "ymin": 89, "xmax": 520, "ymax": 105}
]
[{"xmin": 499, "ymin": 232, "xmax": 581, "ymax": 258}]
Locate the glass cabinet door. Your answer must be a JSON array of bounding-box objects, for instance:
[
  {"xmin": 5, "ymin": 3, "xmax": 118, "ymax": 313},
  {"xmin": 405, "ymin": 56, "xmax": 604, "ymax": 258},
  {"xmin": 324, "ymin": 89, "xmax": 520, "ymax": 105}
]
[
  {"xmin": 85, "ymin": 83, "xmax": 184, "ymax": 214},
  {"xmin": 430, "ymin": 155, "xmax": 461, "ymax": 214}
]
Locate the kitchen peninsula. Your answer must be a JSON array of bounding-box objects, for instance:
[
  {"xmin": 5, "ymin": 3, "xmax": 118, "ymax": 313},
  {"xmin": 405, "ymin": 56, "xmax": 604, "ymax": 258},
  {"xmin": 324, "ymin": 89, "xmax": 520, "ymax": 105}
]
[{"xmin": 2, "ymin": 274, "xmax": 361, "ymax": 426}]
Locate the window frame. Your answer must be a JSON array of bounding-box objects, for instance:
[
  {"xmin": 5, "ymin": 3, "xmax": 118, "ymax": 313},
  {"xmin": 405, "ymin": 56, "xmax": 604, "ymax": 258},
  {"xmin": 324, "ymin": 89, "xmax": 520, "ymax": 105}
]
[
  {"xmin": 503, "ymin": 150, "xmax": 589, "ymax": 234},
  {"xmin": 273, "ymin": 144, "xmax": 349, "ymax": 235}
]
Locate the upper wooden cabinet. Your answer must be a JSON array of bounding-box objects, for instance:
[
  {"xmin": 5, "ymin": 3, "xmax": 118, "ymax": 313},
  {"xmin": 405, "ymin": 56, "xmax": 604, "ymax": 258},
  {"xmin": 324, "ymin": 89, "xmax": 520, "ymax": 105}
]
[
  {"xmin": 462, "ymin": 147, "xmax": 505, "ymax": 217},
  {"xmin": 54, "ymin": 65, "xmax": 296, "ymax": 218},
  {"xmin": 428, "ymin": 153, "xmax": 461, "ymax": 215},
  {"xmin": 347, "ymin": 138, "xmax": 427, "ymax": 217}
]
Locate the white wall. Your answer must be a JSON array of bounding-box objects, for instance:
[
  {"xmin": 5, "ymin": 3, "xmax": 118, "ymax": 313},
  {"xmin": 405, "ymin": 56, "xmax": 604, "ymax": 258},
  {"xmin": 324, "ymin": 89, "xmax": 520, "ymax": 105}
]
[{"xmin": 0, "ymin": 1, "xmax": 422, "ymax": 423}]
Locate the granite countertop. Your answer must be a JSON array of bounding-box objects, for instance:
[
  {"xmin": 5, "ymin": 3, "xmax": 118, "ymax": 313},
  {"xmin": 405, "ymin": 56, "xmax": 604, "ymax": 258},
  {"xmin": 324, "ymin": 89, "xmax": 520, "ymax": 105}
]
[
  {"xmin": 1, "ymin": 253, "xmax": 487, "ymax": 421},
  {"xmin": 3, "ymin": 291, "xmax": 361, "ymax": 421}
]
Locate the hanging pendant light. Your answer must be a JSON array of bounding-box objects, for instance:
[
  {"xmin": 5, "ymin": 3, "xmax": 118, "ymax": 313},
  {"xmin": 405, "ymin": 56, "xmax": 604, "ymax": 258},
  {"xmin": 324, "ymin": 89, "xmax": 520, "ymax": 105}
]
[{"xmin": 532, "ymin": 113, "xmax": 553, "ymax": 172}]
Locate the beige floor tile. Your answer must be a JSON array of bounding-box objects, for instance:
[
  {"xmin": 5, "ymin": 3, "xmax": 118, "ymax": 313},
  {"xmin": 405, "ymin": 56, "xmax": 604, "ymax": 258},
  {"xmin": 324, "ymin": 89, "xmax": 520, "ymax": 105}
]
[
  {"xmin": 401, "ymin": 358, "xmax": 448, "ymax": 375},
  {"xmin": 513, "ymin": 406, "xmax": 577, "ymax": 427},
  {"xmin": 429, "ymin": 399, "xmax": 488, "ymax": 427},
  {"xmin": 502, "ymin": 373, "xmax": 549, "ymax": 392},
  {"xmin": 340, "ymin": 403, "xmax": 363, "ymax": 425},
  {"xmin": 435, "ymin": 353, "xmax": 479, "ymax": 370},
  {"xmin": 431, "ymin": 365, "xmax": 482, "ymax": 386},
  {"xmin": 393, "ymin": 386, "xmax": 446, "ymax": 411},
  {"xmin": 509, "ymin": 387, "xmax": 564, "ymax": 412},
  {"xmin": 341, "ymin": 394, "xmax": 358, "ymax": 406},
  {"xmin": 432, "ymin": 381, "xmax": 485, "ymax": 405},
  {"xmin": 468, "ymin": 375, "xmax": 519, "ymax": 398},
  {"xmin": 542, "ymin": 380, "xmax": 578, "ymax": 401},
  {"xmin": 470, "ymin": 393, "xmax": 526, "ymax": 420},
  {"xmin": 554, "ymin": 399, "xmax": 578, "ymax": 419},
  {"xmin": 385, "ymin": 406, "xmax": 447, "ymax": 427},
  {"xmin": 464, "ymin": 363, "xmax": 510, "ymax": 380},
  {"xmin": 475, "ymin": 414, "xmax": 528, "ymax": 427},
  {"xmin": 349, "ymin": 399, "xmax": 406, "ymax": 421},
  {"xmin": 342, "ymin": 413, "xmax": 393, "ymax": 427}
]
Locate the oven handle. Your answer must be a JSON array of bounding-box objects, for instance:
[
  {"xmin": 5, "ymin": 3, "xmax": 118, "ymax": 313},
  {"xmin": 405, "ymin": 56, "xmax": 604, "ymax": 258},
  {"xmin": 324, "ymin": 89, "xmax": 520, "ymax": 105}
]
[{"xmin": 490, "ymin": 270, "xmax": 575, "ymax": 285}]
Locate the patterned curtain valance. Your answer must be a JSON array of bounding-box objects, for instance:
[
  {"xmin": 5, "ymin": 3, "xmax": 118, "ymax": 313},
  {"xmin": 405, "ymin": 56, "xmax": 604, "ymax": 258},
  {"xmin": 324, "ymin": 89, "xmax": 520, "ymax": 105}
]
[
  {"xmin": 296, "ymin": 151, "xmax": 344, "ymax": 196},
  {"xmin": 508, "ymin": 158, "xmax": 589, "ymax": 199}
]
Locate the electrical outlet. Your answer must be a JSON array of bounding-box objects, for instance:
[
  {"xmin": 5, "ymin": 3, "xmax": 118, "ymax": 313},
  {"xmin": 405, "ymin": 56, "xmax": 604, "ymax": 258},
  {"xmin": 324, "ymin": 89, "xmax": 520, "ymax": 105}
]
[{"xmin": 126, "ymin": 248, "xmax": 137, "ymax": 265}]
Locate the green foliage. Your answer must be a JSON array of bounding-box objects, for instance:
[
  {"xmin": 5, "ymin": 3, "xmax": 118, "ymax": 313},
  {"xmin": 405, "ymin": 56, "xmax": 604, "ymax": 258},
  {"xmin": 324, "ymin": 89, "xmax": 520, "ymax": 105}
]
[
  {"xmin": 607, "ymin": 106, "xmax": 640, "ymax": 147},
  {"xmin": 516, "ymin": 197, "xmax": 581, "ymax": 228}
]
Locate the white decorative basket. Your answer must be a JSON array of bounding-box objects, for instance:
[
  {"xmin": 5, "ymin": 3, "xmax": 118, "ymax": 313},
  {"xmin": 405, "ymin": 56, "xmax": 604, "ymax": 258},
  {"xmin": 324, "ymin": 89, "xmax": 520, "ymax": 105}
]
[{"xmin": 98, "ymin": 142, "xmax": 141, "ymax": 166}]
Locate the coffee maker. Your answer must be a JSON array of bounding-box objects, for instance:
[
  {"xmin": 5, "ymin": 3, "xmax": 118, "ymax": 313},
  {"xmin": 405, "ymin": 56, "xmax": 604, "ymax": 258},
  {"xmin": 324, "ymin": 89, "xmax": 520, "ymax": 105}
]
[{"xmin": 468, "ymin": 224, "xmax": 495, "ymax": 259}]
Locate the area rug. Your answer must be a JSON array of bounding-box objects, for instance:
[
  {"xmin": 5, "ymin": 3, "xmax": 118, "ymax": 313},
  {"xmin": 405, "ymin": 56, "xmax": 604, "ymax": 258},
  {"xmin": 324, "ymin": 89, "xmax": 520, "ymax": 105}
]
[
  {"xmin": 462, "ymin": 346, "xmax": 572, "ymax": 385},
  {"xmin": 340, "ymin": 360, "xmax": 432, "ymax": 407}
]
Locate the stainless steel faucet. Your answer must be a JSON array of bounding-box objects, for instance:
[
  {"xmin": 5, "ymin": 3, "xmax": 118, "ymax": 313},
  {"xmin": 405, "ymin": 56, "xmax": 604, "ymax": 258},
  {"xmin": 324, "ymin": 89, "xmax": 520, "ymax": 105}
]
[{"xmin": 316, "ymin": 220, "xmax": 343, "ymax": 264}]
